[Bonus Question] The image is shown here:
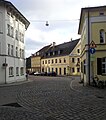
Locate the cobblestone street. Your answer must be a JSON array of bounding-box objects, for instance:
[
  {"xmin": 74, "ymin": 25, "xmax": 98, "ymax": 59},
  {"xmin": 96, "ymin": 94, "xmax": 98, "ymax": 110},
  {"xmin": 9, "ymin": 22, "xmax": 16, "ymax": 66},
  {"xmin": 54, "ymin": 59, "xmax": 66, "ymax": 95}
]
[{"xmin": 0, "ymin": 76, "xmax": 106, "ymax": 120}]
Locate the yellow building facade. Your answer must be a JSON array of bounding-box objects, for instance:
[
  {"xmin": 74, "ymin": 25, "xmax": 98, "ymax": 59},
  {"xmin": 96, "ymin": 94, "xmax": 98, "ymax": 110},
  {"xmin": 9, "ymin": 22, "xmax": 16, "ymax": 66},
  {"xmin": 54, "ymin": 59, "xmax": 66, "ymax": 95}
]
[
  {"xmin": 78, "ymin": 6, "xmax": 106, "ymax": 85},
  {"xmin": 31, "ymin": 56, "xmax": 41, "ymax": 72},
  {"xmin": 41, "ymin": 39, "xmax": 80, "ymax": 76},
  {"xmin": 41, "ymin": 56, "xmax": 70, "ymax": 76},
  {"xmin": 69, "ymin": 40, "xmax": 81, "ymax": 76}
]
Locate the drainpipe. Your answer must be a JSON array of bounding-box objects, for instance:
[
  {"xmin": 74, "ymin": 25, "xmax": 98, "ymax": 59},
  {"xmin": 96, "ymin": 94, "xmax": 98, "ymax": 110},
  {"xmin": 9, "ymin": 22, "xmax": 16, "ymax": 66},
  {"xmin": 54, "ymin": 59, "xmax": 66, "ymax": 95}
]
[
  {"xmin": 5, "ymin": 58, "xmax": 6, "ymax": 84},
  {"xmin": 88, "ymin": 10, "xmax": 90, "ymax": 85}
]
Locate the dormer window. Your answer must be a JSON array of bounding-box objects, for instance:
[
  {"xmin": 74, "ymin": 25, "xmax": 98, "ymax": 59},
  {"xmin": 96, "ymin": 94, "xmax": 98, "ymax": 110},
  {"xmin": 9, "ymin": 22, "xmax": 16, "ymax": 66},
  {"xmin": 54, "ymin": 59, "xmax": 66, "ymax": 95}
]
[
  {"xmin": 58, "ymin": 50, "xmax": 60, "ymax": 54},
  {"xmin": 53, "ymin": 51, "xmax": 55, "ymax": 55},
  {"xmin": 50, "ymin": 52, "xmax": 53, "ymax": 56},
  {"xmin": 37, "ymin": 52, "xmax": 39, "ymax": 55},
  {"xmin": 77, "ymin": 49, "xmax": 80, "ymax": 53},
  {"xmin": 100, "ymin": 29, "xmax": 105, "ymax": 43},
  {"xmin": 48, "ymin": 53, "xmax": 50, "ymax": 56},
  {"xmin": 99, "ymin": 12, "xmax": 104, "ymax": 16}
]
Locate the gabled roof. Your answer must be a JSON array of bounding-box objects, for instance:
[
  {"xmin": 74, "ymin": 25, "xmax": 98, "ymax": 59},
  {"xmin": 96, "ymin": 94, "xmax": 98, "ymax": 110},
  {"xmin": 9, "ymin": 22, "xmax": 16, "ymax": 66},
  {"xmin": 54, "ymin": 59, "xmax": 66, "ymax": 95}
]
[
  {"xmin": 78, "ymin": 5, "xmax": 106, "ymax": 34},
  {"xmin": 0, "ymin": 0, "xmax": 30, "ymax": 29},
  {"xmin": 31, "ymin": 44, "xmax": 52, "ymax": 57},
  {"xmin": 43, "ymin": 39, "xmax": 80, "ymax": 58}
]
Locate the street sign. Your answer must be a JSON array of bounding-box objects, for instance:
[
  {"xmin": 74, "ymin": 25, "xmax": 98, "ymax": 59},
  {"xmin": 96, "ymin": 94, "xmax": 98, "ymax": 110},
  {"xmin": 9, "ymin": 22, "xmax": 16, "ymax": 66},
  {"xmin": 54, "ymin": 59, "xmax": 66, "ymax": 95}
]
[
  {"xmin": 89, "ymin": 41, "xmax": 97, "ymax": 48},
  {"xmin": 89, "ymin": 48, "xmax": 96, "ymax": 54},
  {"xmin": 90, "ymin": 55, "xmax": 95, "ymax": 61}
]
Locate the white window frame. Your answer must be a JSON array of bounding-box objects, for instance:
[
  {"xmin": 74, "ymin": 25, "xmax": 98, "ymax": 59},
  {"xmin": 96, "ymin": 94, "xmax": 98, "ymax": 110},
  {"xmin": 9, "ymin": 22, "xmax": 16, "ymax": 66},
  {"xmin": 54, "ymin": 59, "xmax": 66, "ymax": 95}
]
[
  {"xmin": 8, "ymin": 44, "xmax": 10, "ymax": 55},
  {"xmin": 7, "ymin": 24, "xmax": 10, "ymax": 36},
  {"xmin": 102, "ymin": 58, "xmax": 106, "ymax": 74},
  {"xmin": 100, "ymin": 29, "xmax": 105, "ymax": 43},
  {"xmin": 9, "ymin": 67, "xmax": 14, "ymax": 76},
  {"xmin": 16, "ymin": 67, "xmax": 19, "ymax": 76},
  {"xmin": 11, "ymin": 45, "xmax": 14, "ymax": 56},
  {"xmin": 20, "ymin": 67, "xmax": 24, "ymax": 76}
]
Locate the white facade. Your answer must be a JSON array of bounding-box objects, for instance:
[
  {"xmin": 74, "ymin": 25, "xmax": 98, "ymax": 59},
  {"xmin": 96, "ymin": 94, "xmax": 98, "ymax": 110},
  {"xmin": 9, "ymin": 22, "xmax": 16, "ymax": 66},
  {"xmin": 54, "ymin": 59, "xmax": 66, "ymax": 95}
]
[{"xmin": 0, "ymin": 1, "xmax": 30, "ymax": 84}]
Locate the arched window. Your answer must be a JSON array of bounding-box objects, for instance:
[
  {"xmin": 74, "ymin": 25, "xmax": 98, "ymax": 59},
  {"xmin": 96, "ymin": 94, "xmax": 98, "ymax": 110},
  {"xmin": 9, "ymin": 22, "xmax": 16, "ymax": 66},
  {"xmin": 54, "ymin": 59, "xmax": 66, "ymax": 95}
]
[{"xmin": 100, "ymin": 29, "xmax": 105, "ymax": 43}]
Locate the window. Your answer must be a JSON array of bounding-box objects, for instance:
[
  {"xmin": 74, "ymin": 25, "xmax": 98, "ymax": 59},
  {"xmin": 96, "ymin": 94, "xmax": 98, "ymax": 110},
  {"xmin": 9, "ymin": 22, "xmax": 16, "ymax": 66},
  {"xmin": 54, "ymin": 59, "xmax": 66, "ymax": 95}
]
[
  {"xmin": 55, "ymin": 51, "xmax": 58, "ymax": 55},
  {"xmin": 20, "ymin": 48, "xmax": 21, "ymax": 57},
  {"xmin": 72, "ymin": 68, "xmax": 75, "ymax": 73},
  {"xmin": 7, "ymin": 24, "xmax": 10, "ymax": 36},
  {"xmin": 72, "ymin": 58, "xmax": 75, "ymax": 63},
  {"xmin": 64, "ymin": 58, "xmax": 66, "ymax": 63},
  {"xmin": 48, "ymin": 60, "xmax": 50, "ymax": 64},
  {"xmin": 19, "ymin": 32, "xmax": 21, "ymax": 41},
  {"xmin": 11, "ymin": 26, "xmax": 14, "ymax": 37},
  {"xmin": 45, "ymin": 60, "xmax": 47, "ymax": 64},
  {"xmin": 64, "ymin": 68, "xmax": 66, "ymax": 75},
  {"xmin": 15, "ymin": 30, "xmax": 18, "ymax": 40},
  {"xmin": 22, "ymin": 34, "xmax": 24, "ymax": 43},
  {"xmin": 99, "ymin": 12, "xmax": 104, "ymax": 16},
  {"xmin": 77, "ymin": 68, "xmax": 80, "ymax": 72},
  {"xmin": 20, "ymin": 67, "xmax": 24, "ymax": 76},
  {"xmin": 8, "ymin": 44, "xmax": 10, "ymax": 55},
  {"xmin": 52, "ymin": 68, "xmax": 54, "ymax": 72},
  {"xmin": 55, "ymin": 59, "xmax": 57, "ymax": 63},
  {"xmin": 100, "ymin": 29, "xmax": 105, "ymax": 43},
  {"xmin": 77, "ymin": 58, "xmax": 80, "ymax": 62},
  {"xmin": 22, "ymin": 49, "xmax": 24, "ymax": 58},
  {"xmin": 97, "ymin": 58, "xmax": 104, "ymax": 75},
  {"xmin": 52, "ymin": 59, "xmax": 54, "ymax": 64},
  {"xmin": 42, "ymin": 61, "xmax": 44, "ymax": 64},
  {"xmin": 50, "ymin": 52, "xmax": 53, "ymax": 56},
  {"xmin": 16, "ymin": 47, "xmax": 18, "ymax": 57},
  {"xmin": 58, "ymin": 50, "xmax": 60, "ymax": 55},
  {"xmin": 77, "ymin": 49, "xmax": 80, "ymax": 53},
  {"xmin": 16, "ymin": 67, "xmax": 19, "ymax": 76},
  {"xmin": 11, "ymin": 45, "xmax": 14, "ymax": 56},
  {"xmin": 59, "ymin": 68, "xmax": 61, "ymax": 75},
  {"xmin": 0, "ymin": 42, "xmax": 1, "ymax": 54},
  {"xmin": 59, "ymin": 59, "xmax": 61, "ymax": 63},
  {"xmin": 102, "ymin": 58, "xmax": 106, "ymax": 74},
  {"xmin": 56, "ymin": 68, "xmax": 58, "ymax": 74},
  {"xmin": 9, "ymin": 67, "xmax": 14, "ymax": 76}
]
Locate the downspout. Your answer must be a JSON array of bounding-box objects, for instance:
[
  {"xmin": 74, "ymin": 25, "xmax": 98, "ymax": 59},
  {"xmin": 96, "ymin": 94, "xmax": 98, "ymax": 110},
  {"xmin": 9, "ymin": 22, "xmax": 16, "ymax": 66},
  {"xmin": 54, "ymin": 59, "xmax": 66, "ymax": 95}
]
[
  {"xmin": 88, "ymin": 10, "xmax": 90, "ymax": 85},
  {"xmin": 5, "ymin": 58, "xmax": 6, "ymax": 84}
]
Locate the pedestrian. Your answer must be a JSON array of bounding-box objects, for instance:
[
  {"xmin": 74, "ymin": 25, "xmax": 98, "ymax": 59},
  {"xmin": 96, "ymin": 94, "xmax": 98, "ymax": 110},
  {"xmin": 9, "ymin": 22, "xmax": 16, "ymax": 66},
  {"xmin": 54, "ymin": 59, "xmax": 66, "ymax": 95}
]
[{"xmin": 26, "ymin": 73, "xmax": 28, "ymax": 80}]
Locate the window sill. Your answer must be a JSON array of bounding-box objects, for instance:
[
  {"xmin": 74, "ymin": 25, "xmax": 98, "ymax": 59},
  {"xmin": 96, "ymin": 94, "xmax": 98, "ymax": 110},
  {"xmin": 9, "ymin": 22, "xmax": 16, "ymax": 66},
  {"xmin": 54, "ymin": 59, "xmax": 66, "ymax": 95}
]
[
  {"xmin": 20, "ymin": 74, "xmax": 24, "ymax": 76},
  {"xmin": 102, "ymin": 73, "xmax": 106, "ymax": 76},
  {"xmin": 9, "ymin": 75, "xmax": 14, "ymax": 77}
]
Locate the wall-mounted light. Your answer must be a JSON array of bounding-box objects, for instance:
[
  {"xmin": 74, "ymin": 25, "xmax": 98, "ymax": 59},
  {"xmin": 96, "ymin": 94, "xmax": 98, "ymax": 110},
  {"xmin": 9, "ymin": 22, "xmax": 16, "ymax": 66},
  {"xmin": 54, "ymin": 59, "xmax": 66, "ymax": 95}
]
[
  {"xmin": 2, "ymin": 63, "xmax": 8, "ymax": 67},
  {"xmin": 45, "ymin": 21, "xmax": 49, "ymax": 26}
]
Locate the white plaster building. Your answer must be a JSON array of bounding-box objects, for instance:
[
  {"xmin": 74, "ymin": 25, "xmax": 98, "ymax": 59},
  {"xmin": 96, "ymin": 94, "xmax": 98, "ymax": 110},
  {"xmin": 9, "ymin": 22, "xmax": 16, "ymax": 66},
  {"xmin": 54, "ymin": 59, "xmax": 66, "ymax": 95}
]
[{"xmin": 0, "ymin": 0, "xmax": 30, "ymax": 84}]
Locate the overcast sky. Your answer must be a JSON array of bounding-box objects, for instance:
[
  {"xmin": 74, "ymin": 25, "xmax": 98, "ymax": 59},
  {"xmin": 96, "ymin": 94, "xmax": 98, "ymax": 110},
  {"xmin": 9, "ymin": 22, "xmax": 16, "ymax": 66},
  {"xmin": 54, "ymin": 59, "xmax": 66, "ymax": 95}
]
[{"xmin": 8, "ymin": 0, "xmax": 106, "ymax": 57}]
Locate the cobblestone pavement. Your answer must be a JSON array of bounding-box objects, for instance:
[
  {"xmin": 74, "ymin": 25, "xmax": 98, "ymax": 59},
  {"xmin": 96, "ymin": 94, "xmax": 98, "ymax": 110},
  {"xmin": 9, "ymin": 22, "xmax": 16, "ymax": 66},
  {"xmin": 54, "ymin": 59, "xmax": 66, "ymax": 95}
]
[{"xmin": 0, "ymin": 76, "xmax": 106, "ymax": 120}]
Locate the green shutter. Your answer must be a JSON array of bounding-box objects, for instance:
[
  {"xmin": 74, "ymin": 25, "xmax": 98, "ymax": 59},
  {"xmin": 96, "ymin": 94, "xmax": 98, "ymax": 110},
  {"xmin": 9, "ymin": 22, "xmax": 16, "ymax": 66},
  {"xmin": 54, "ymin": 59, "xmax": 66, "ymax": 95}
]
[{"xmin": 97, "ymin": 58, "xmax": 102, "ymax": 75}]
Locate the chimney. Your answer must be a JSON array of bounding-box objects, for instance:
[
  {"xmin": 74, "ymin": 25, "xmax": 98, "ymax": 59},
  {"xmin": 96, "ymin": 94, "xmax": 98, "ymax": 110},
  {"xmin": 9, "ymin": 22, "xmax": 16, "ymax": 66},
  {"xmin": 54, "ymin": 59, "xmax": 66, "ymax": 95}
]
[
  {"xmin": 53, "ymin": 42, "xmax": 56, "ymax": 47},
  {"xmin": 70, "ymin": 38, "xmax": 73, "ymax": 41}
]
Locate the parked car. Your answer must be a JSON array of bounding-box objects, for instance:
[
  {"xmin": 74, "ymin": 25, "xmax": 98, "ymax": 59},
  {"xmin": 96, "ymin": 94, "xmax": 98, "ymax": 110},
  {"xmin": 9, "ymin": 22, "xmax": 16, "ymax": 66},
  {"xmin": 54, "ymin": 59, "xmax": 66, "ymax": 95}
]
[
  {"xmin": 29, "ymin": 72, "xmax": 35, "ymax": 75},
  {"xmin": 34, "ymin": 72, "xmax": 41, "ymax": 76},
  {"xmin": 40, "ymin": 72, "xmax": 47, "ymax": 76},
  {"xmin": 47, "ymin": 72, "xmax": 57, "ymax": 76}
]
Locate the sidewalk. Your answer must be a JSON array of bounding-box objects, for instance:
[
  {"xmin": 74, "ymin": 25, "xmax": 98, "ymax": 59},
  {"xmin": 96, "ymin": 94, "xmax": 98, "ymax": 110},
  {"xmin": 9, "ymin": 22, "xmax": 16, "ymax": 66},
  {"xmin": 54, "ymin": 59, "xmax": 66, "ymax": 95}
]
[
  {"xmin": 0, "ymin": 79, "xmax": 32, "ymax": 87},
  {"xmin": 70, "ymin": 78, "xmax": 106, "ymax": 98}
]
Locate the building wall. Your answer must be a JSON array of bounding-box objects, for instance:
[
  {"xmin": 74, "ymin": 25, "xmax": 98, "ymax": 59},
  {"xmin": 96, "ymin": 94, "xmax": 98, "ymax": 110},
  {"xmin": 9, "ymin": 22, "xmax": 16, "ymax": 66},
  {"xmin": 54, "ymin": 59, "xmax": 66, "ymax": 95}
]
[
  {"xmin": 79, "ymin": 7, "xmax": 106, "ymax": 85},
  {"xmin": 41, "ymin": 56, "xmax": 70, "ymax": 75},
  {"xmin": 69, "ymin": 40, "xmax": 81, "ymax": 76},
  {"xmin": 31, "ymin": 56, "xmax": 41, "ymax": 72},
  {"xmin": 0, "ymin": 3, "xmax": 28, "ymax": 84},
  {"xmin": 90, "ymin": 21, "xmax": 106, "ymax": 81}
]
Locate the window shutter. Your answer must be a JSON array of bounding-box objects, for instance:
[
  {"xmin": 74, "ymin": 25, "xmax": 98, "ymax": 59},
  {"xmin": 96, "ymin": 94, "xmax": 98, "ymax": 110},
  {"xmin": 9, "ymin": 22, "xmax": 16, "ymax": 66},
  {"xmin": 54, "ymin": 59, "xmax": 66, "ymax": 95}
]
[{"xmin": 97, "ymin": 58, "xmax": 102, "ymax": 75}]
